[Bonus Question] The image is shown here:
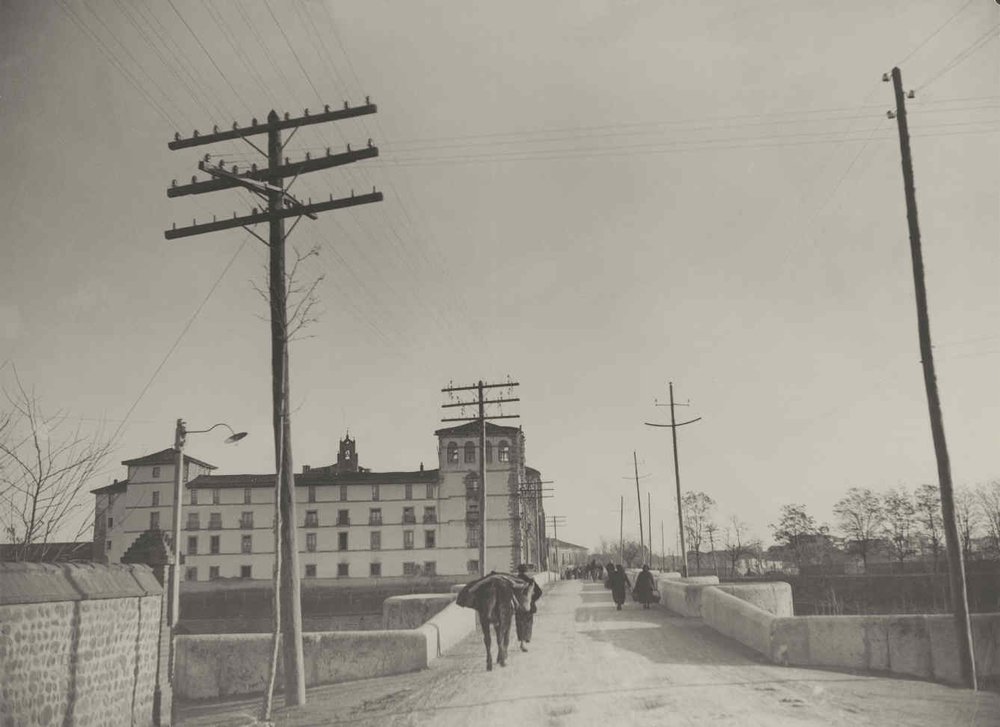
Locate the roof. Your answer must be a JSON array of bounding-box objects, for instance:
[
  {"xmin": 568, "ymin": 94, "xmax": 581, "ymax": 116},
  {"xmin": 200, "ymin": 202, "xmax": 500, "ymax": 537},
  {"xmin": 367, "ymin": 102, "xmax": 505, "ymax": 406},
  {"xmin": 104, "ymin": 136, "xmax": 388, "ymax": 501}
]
[
  {"xmin": 121, "ymin": 448, "xmax": 217, "ymax": 470},
  {"xmin": 186, "ymin": 468, "xmax": 440, "ymax": 489},
  {"xmin": 91, "ymin": 479, "xmax": 129, "ymax": 495},
  {"xmin": 0, "ymin": 542, "xmax": 94, "ymax": 563},
  {"xmin": 547, "ymin": 538, "xmax": 588, "ymax": 552},
  {"xmin": 434, "ymin": 421, "xmax": 522, "ymax": 438}
]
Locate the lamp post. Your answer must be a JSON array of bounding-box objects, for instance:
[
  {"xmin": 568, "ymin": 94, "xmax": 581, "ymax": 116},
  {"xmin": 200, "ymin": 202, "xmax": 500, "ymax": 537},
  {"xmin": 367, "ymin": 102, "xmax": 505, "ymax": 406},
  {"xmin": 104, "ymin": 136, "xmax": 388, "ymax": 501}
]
[{"xmin": 170, "ymin": 419, "xmax": 246, "ymax": 627}]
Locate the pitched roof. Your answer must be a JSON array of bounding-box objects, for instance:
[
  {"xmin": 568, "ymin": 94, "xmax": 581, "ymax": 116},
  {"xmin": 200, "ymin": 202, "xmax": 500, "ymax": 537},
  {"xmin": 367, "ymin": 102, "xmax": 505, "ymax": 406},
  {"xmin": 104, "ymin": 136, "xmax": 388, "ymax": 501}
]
[
  {"xmin": 121, "ymin": 448, "xmax": 216, "ymax": 470},
  {"xmin": 547, "ymin": 538, "xmax": 588, "ymax": 551},
  {"xmin": 91, "ymin": 479, "xmax": 129, "ymax": 495},
  {"xmin": 434, "ymin": 421, "xmax": 521, "ymax": 438},
  {"xmin": 186, "ymin": 468, "xmax": 440, "ymax": 489}
]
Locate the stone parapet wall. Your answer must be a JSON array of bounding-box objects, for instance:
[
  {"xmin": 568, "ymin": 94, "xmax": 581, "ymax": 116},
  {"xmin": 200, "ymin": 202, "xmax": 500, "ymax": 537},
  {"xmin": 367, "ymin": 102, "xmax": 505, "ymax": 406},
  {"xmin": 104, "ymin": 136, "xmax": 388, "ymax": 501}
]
[{"xmin": 0, "ymin": 562, "xmax": 164, "ymax": 727}]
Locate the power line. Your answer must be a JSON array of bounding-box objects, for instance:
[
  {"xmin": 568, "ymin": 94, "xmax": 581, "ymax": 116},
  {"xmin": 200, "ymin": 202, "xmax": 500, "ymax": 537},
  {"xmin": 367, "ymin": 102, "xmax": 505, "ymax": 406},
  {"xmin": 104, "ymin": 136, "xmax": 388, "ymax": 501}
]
[
  {"xmin": 919, "ymin": 23, "xmax": 1000, "ymax": 93},
  {"xmin": 894, "ymin": 0, "xmax": 978, "ymax": 67}
]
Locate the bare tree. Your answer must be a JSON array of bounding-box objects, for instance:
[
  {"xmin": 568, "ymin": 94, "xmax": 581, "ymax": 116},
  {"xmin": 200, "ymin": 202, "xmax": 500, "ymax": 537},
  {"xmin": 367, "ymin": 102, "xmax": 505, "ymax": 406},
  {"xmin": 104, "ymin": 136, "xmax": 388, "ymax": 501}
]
[
  {"xmin": 954, "ymin": 485, "xmax": 979, "ymax": 561},
  {"xmin": 0, "ymin": 369, "xmax": 112, "ymax": 560},
  {"xmin": 252, "ymin": 244, "xmax": 325, "ymax": 342},
  {"xmin": 681, "ymin": 491, "xmax": 715, "ymax": 574},
  {"xmin": 620, "ymin": 539, "xmax": 646, "ymax": 568},
  {"xmin": 882, "ymin": 488, "xmax": 916, "ymax": 569},
  {"xmin": 977, "ymin": 480, "xmax": 1000, "ymax": 558},
  {"xmin": 832, "ymin": 487, "xmax": 884, "ymax": 573},
  {"xmin": 770, "ymin": 503, "xmax": 817, "ymax": 569},
  {"xmin": 723, "ymin": 516, "xmax": 751, "ymax": 576},
  {"xmin": 914, "ymin": 483, "xmax": 943, "ymax": 571}
]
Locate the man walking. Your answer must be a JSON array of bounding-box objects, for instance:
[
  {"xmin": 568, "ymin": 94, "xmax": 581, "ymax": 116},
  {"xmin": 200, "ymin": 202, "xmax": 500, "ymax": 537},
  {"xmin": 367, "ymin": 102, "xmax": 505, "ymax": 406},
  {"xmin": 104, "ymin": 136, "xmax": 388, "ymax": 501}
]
[{"xmin": 514, "ymin": 564, "xmax": 543, "ymax": 651}]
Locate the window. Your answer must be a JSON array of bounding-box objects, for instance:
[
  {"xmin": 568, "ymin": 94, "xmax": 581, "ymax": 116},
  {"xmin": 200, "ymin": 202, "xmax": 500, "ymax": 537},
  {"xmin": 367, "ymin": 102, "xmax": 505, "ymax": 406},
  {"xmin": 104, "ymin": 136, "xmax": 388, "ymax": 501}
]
[
  {"xmin": 447, "ymin": 442, "xmax": 458, "ymax": 463},
  {"xmin": 243, "ymin": 488, "xmax": 252, "ymax": 505},
  {"xmin": 423, "ymin": 561, "xmax": 437, "ymax": 576},
  {"xmin": 370, "ymin": 531, "xmax": 381, "ymax": 551},
  {"xmin": 498, "ymin": 441, "xmax": 510, "ymax": 462},
  {"xmin": 371, "ymin": 484, "xmax": 380, "ymax": 501},
  {"xmin": 464, "ymin": 441, "xmax": 475, "ymax": 463},
  {"xmin": 370, "ymin": 562, "xmax": 381, "ymax": 577},
  {"xmin": 402, "ymin": 507, "xmax": 415, "ymax": 525},
  {"xmin": 187, "ymin": 536, "xmax": 198, "ymax": 555},
  {"xmin": 338, "ymin": 532, "xmax": 348, "ymax": 551},
  {"xmin": 152, "ymin": 491, "xmax": 160, "ymax": 507},
  {"xmin": 424, "ymin": 530, "xmax": 436, "ymax": 549},
  {"xmin": 305, "ymin": 564, "xmax": 316, "ymax": 578},
  {"xmin": 485, "ymin": 441, "xmax": 493, "ymax": 463},
  {"xmin": 467, "ymin": 527, "xmax": 480, "ymax": 547},
  {"xmin": 404, "ymin": 483, "xmax": 412, "ymax": 500},
  {"xmin": 150, "ymin": 511, "xmax": 160, "ymax": 530},
  {"xmin": 337, "ymin": 509, "xmax": 350, "ymax": 526},
  {"xmin": 212, "ymin": 488, "xmax": 220, "ymax": 505},
  {"xmin": 423, "ymin": 506, "xmax": 437, "ymax": 524},
  {"xmin": 185, "ymin": 567, "xmax": 198, "ymax": 581},
  {"xmin": 106, "ymin": 540, "xmax": 112, "ymax": 552},
  {"xmin": 107, "ymin": 517, "xmax": 113, "ymax": 529},
  {"xmin": 240, "ymin": 565, "xmax": 251, "ymax": 579},
  {"xmin": 209, "ymin": 566, "xmax": 220, "ymax": 580},
  {"xmin": 210, "ymin": 535, "xmax": 220, "ymax": 554},
  {"xmin": 306, "ymin": 533, "xmax": 316, "ymax": 552},
  {"xmin": 305, "ymin": 510, "xmax": 319, "ymax": 527},
  {"xmin": 403, "ymin": 530, "xmax": 414, "ymax": 549},
  {"xmin": 369, "ymin": 508, "xmax": 382, "ymax": 526},
  {"xmin": 337, "ymin": 563, "xmax": 349, "ymax": 577},
  {"xmin": 467, "ymin": 560, "xmax": 479, "ymax": 574},
  {"xmin": 308, "ymin": 486, "xmax": 316, "ymax": 503},
  {"xmin": 240, "ymin": 511, "xmax": 253, "ymax": 529},
  {"xmin": 186, "ymin": 512, "xmax": 200, "ymax": 530},
  {"xmin": 402, "ymin": 562, "xmax": 418, "ymax": 576},
  {"xmin": 241, "ymin": 535, "xmax": 252, "ymax": 554},
  {"xmin": 339, "ymin": 484, "xmax": 348, "ymax": 502},
  {"xmin": 152, "ymin": 466, "xmax": 161, "ymax": 479},
  {"xmin": 209, "ymin": 512, "xmax": 222, "ymax": 529},
  {"xmin": 190, "ymin": 489, "xmax": 198, "ymax": 505},
  {"xmin": 426, "ymin": 484, "xmax": 435, "ymax": 500}
]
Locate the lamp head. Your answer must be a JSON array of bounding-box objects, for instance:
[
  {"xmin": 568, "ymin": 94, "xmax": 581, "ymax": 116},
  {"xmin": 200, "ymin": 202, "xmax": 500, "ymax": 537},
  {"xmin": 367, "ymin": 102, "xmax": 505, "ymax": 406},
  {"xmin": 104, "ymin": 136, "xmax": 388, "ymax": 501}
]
[{"xmin": 225, "ymin": 431, "xmax": 248, "ymax": 445}]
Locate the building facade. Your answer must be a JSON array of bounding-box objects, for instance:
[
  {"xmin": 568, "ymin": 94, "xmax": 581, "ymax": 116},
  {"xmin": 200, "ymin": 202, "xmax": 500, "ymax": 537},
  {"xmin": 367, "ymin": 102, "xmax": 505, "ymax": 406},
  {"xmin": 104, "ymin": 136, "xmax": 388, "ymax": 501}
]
[{"xmin": 93, "ymin": 427, "xmax": 546, "ymax": 581}]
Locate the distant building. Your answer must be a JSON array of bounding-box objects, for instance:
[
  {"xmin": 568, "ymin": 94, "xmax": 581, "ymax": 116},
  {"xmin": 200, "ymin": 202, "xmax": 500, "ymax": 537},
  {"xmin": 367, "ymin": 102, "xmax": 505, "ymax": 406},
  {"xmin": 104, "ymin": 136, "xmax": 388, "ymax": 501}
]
[
  {"xmin": 547, "ymin": 537, "xmax": 588, "ymax": 568},
  {"xmin": 93, "ymin": 426, "xmax": 547, "ymax": 581}
]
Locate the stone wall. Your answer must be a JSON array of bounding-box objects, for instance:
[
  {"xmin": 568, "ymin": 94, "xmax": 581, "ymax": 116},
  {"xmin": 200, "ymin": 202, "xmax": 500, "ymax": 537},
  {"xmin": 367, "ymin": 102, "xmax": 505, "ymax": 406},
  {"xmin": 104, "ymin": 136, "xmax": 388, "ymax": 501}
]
[{"xmin": 0, "ymin": 562, "xmax": 165, "ymax": 727}]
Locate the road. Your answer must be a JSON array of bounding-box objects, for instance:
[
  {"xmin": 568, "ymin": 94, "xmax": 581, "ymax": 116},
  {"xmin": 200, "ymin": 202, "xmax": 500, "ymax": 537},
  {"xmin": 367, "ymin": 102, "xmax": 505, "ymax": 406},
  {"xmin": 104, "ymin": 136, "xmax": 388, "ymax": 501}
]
[{"xmin": 178, "ymin": 579, "xmax": 1000, "ymax": 726}]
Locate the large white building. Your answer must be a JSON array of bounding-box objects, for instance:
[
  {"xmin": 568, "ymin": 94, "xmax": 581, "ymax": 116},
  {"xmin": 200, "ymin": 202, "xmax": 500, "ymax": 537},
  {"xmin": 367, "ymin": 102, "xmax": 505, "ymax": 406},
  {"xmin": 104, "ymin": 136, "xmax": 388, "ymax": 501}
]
[{"xmin": 93, "ymin": 425, "xmax": 547, "ymax": 581}]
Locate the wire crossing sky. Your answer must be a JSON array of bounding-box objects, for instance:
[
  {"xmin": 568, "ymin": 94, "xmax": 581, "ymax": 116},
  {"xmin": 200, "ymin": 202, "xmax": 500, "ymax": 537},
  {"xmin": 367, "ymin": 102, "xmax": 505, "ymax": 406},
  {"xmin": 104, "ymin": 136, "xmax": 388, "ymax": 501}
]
[{"xmin": 0, "ymin": 0, "xmax": 997, "ymax": 551}]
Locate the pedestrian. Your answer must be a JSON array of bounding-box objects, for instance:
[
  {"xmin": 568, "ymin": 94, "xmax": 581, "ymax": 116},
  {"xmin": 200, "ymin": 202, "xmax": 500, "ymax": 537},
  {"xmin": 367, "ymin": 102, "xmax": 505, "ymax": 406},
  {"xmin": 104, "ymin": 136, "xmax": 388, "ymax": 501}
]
[
  {"xmin": 633, "ymin": 564, "xmax": 657, "ymax": 609},
  {"xmin": 610, "ymin": 564, "xmax": 630, "ymax": 610},
  {"xmin": 514, "ymin": 563, "xmax": 543, "ymax": 651},
  {"xmin": 604, "ymin": 562, "xmax": 614, "ymax": 589}
]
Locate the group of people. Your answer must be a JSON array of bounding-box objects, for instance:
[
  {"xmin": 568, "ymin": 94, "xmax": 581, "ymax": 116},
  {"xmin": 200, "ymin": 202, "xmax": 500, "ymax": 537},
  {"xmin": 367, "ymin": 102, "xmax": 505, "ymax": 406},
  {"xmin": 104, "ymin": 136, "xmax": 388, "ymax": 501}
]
[
  {"xmin": 604, "ymin": 562, "xmax": 658, "ymax": 610},
  {"xmin": 562, "ymin": 561, "xmax": 605, "ymax": 580}
]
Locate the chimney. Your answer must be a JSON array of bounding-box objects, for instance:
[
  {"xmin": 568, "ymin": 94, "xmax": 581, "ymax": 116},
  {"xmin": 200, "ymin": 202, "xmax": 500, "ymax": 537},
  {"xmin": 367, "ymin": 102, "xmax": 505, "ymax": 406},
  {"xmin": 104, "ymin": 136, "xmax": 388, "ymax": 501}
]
[
  {"xmin": 303, "ymin": 465, "xmax": 311, "ymax": 473},
  {"xmin": 419, "ymin": 462, "xmax": 424, "ymax": 472}
]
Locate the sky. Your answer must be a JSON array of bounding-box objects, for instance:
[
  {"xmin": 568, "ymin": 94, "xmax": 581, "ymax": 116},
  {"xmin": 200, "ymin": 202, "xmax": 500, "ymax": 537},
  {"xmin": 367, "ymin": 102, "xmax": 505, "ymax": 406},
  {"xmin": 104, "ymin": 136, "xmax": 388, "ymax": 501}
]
[{"xmin": 1, "ymin": 0, "xmax": 998, "ymax": 554}]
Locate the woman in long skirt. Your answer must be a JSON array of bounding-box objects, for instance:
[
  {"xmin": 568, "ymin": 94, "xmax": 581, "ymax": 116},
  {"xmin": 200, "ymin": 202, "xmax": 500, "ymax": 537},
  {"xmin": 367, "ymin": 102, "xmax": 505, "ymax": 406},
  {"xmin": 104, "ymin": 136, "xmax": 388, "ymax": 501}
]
[
  {"xmin": 633, "ymin": 564, "xmax": 656, "ymax": 609},
  {"xmin": 514, "ymin": 564, "xmax": 543, "ymax": 651},
  {"xmin": 610, "ymin": 565, "xmax": 630, "ymax": 610}
]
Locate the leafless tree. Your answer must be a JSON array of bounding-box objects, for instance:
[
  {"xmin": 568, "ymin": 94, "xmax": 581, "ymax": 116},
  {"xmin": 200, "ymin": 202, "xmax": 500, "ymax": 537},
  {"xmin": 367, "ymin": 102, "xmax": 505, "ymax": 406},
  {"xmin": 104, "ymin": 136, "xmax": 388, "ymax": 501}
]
[
  {"xmin": 252, "ymin": 244, "xmax": 325, "ymax": 342},
  {"xmin": 954, "ymin": 485, "xmax": 979, "ymax": 561},
  {"xmin": 882, "ymin": 488, "xmax": 916, "ymax": 568},
  {"xmin": 681, "ymin": 491, "xmax": 715, "ymax": 574},
  {"xmin": 832, "ymin": 487, "xmax": 884, "ymax": 573},
  {"xmin": 723, "ymin": 516, "xmax": 751, "ymax": 576},
  {"xmin": 913, "ymin": 483, "xmax": 943, "ymax": 571},
  {"xmin": 976, "ymin": 480, "xmax": 1000, "ymax": 558},
  {"xmin": 770, "ymin": 503, "xmax": 817, "ymax": 569},
  {"xmin": 0, "ymin": 369, "xmax": 112, "ymax": 560}
]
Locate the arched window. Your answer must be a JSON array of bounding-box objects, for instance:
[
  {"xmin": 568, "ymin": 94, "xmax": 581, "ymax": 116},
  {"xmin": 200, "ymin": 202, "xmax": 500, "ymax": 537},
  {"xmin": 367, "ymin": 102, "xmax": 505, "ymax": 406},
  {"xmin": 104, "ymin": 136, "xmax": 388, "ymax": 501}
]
[
  {"xmin": 464, "ymin": 441, "xmax": 476, "ymax": 463},
  {"xmin": 485, "ymin": 441, "xmax": 493, "ymax": 463},
  {"xmin": 447, "ymin": 442, "xmax": 459, "ymax": 463},
  {"xmin": 498, "ymin": 440, "xmax": 510, "ymax": 462}
]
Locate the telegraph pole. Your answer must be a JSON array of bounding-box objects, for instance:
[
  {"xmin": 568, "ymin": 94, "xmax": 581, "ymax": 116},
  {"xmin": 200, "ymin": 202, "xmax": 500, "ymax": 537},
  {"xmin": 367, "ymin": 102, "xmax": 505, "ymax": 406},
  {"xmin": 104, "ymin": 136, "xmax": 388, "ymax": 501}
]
[
  {"xmin": 887, "ymin": 67, "xmax": 976, "ymax": 690},
  {"xmin": 165, "ymin": 101, "xmax": 383, "ymax": 707},
  {"xmin": 646, "ymin": 382, "xmax": 701, "ymax": 577},
  {"xmin": 441, "ymin": 379, "xmax": 520, "ymax": 577},
  {"xmin": 518, "ymin": 479, "xmax": 554, "ymax": 568},
  {"xmin": 660, "ymin": 520, "xmax": 665, "ymax": 572},
  {"xmin": 632, "ymin": 452, "xmax": 645, "ymax": 563},
  {"xmin": 546, "ymin": 515, "xmax": 566, "ymax": 575},
  {"xmin": 647, "ymin": 491, "xmax": 653, "ymax": 567},
  {"xmin": 619, "ymin": 495, "xmax": 624, "ymax": 566}
]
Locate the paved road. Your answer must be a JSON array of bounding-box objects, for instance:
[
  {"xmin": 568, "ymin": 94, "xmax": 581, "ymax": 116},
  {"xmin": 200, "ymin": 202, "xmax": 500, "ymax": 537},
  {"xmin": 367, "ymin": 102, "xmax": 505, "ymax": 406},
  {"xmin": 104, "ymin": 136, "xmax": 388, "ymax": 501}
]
[{"xmin": 178, "ymin": 579, "xmax": 1000, "ymax": 726}]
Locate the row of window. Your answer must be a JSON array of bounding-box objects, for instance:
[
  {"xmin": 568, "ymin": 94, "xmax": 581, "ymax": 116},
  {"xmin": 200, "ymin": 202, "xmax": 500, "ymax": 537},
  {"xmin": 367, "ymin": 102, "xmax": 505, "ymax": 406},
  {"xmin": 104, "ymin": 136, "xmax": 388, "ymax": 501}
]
[
  {"xmin": 182, "ymin": 560, "xmax": 454, "ymax": 581},
  {"xmin": 446, "ymin": 441, "xmax": 510, "ymax": 464},
  {"xmin": 178, "ymin": 529, "xmax": 438, "ymax": 556},
  {"xmin": 176, "ymin": 506, "xmax": 438, "ymax": 531},
  {"xmin": 181, "ymin": 483, "xmax": 438, "ymax": 506}
]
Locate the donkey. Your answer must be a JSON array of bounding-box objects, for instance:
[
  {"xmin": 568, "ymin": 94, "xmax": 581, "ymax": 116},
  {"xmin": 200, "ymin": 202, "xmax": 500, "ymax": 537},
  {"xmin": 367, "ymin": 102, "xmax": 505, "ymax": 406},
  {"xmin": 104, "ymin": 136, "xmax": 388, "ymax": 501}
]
[{"xmin": 457, "ymin": 572, "xmax": 535, "ymax": 671}]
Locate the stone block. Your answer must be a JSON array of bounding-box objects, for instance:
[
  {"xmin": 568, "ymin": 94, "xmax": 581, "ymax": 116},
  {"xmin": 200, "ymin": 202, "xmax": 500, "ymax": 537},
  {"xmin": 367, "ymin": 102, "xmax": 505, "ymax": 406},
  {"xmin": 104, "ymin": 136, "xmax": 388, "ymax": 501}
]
[
  {"xmin": 0, "ymin": 562, "xmax": 81, "ymax": 605},
  {"xmin": 382, "ymin": 594, "xmax": 455, "ymax": 630},
  {"xmin": 61, "ymin": 563, "xmax": 147, "ymax": 600},
  {"xmin": 716, "ymin": 582, "xmax": 793, "ymax": 617},
  {"xmin": 886, "ymin": 616, "xmax": 933, "ymax": 679}
]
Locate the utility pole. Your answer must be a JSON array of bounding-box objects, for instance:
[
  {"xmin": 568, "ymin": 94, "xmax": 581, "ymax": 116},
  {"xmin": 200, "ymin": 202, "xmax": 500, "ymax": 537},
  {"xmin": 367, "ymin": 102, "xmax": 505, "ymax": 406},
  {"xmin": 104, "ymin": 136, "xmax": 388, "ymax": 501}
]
[
  {"xmin": 165, "ymin": 101, "xmax": 383, "ymax": 707},
  {"xmin": 646, "ymin": 382, "xmax": 701, "ymax": 577},
  {"xmin": 647, "ymin": 491, "xmax": 653, "ymax": 567},
  {"xmin": 619, "ymin": 495, "xmax": 624, "ymax": 566},
  {"xmin": 660, "ymin": 520, "xmax": 665, "ymax": 572},
  {"xmin": 546, "ymin": 515, "xmax": 566, "ymax": 575},
  {"xmin": 518, "ymin": 479, "xmax": 554, "ymax": 568},
  {"xmin": 886, "ymin": 67, "xmax": 976, "ymax": 690},
  {"xmin": 441, "ymin": 379, "xmax": 520, "ymax": 577},
  {"xmin": 632, "ymin": 452, "xmax": 645, "ymax": 562}
]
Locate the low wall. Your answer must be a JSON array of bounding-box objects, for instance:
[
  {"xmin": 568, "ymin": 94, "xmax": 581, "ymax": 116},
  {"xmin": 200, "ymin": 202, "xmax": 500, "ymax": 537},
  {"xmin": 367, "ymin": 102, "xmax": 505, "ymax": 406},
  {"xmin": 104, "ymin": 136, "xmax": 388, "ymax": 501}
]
[
  {"xmin": 383, "ymin": 594, "xmax": 456, "ymax": 630},
  {"xmin": 701, "ymin": 586, "xmax": 777, "ymax": 655},
  {"xmin": 0, "ymin": 562, "xmax": 165, "ymax": 727},
  {"xmin": 658, "ymin": 575, "xmax": 719, "ymax": 617},
  {"xmin": 715, "ymin": 582, "xmax": 793, "ymax": 617},
  {"xmin": 175, "ymin": 630, "xmax": 429, "ymax": 700}
]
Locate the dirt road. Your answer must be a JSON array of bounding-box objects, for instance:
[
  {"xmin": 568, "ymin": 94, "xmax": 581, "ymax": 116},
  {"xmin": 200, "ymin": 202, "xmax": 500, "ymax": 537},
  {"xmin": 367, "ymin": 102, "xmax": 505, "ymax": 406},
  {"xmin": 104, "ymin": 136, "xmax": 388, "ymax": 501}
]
[{"xmin": 178, "ymin": 579, "xmax": 1000, "ymax": 726}]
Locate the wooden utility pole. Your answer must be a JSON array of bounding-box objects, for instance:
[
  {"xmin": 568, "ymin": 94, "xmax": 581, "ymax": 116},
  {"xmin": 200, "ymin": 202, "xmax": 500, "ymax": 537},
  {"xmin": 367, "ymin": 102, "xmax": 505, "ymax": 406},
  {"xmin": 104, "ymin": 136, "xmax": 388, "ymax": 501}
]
[
  {"xmin": 165, "ymin": 102, "xmax": 383, "ymax": 707},
  {"xmin": 660, "ymin": 520, "xmax": 665, "ymax": 571},
  {"xmin": 633, "ymin": 451, "xmax": 644, "ymax": 563},
  {"xmin": 619, "ymin": 495, "xmax": 624, "ymax": 566},
  {"xmin": 441, "ymin": 379, "xmax": 520, "ymax": 577},
  {"xmin": 888, "ymin": 66, "xmax": 977, "ymax": 690},
  {"xmin": 646, "ymin": 382, "xmax": 701, "ymax": 577},
  {"xmin": 647, "ymin": 491, "xmax": 652, "ymax": 566},
  {"xmin": 546, "ymin": 515, "xmax": 566, "ymax": 574},
  {"xmin": 518, "ymin": 479, "xmax": 554, "ymax": 568}
]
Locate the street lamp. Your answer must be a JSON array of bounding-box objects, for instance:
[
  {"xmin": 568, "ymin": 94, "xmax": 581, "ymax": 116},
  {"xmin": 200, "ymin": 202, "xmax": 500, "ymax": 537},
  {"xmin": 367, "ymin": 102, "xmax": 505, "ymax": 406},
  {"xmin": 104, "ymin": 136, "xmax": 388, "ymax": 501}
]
[{"xmin": 170, "ymin": 419, "xmax": 247, "ymax": 627}]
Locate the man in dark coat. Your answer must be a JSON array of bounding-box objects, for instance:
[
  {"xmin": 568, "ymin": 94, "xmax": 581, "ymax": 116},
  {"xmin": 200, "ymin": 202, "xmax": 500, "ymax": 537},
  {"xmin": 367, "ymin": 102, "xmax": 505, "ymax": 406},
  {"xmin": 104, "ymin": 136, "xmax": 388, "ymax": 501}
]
[
  {"xmin": 610, "ymin": 564, "xmax": 630, "ymax": 610},
  {"xmin": 514, "ymin": 564, "xmax": 543, "ymax": 651},
  {"xmin": 633, "ymin": 564, "xmax": 657, "ymax": 609}
]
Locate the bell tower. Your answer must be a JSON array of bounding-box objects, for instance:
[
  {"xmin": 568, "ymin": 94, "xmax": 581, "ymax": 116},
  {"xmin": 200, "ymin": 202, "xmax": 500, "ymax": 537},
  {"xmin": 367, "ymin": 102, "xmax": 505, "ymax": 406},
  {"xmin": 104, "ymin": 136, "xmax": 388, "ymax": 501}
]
[{"xmin": 336, "ymin": 433, "xmax": 359, "ymax": 473}]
